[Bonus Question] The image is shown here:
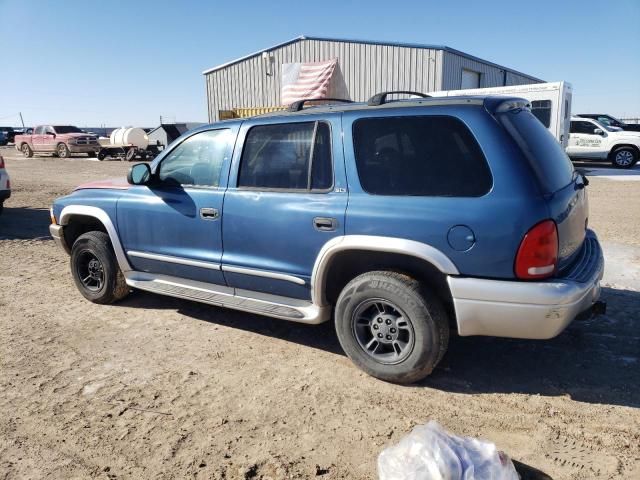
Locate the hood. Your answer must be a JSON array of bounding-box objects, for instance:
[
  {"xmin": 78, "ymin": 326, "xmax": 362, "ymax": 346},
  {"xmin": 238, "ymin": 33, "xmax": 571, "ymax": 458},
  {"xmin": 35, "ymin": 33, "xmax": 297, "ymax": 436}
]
[
  {"xmin": 64, "ymin": 132, "xmax": 97, "ymax": 138},
  {"xmin": 74, "ymin": 177, "xmax": 130, "ymax": 191},
  {"xmin": 615, "ymin": 131, "xmax": 640, "ymax": 138}
]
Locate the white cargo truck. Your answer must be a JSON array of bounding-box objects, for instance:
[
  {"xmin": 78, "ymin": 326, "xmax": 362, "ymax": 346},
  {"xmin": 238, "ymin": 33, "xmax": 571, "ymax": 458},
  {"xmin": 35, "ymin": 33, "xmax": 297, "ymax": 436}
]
[{"xmin": 429, "ymin": 82, "xmax": 573, "ymax": 148}]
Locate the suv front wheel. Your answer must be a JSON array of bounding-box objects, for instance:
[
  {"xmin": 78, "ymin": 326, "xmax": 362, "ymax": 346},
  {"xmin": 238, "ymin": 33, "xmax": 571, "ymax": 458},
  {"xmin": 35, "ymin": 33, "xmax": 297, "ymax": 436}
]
[
  {"xmin": 335, "ymin": 271, "xmax": 449, "ymax": 384},
  {"xmin": 70, "ymin": 231, "xmax": 129, "ymax": 304}
]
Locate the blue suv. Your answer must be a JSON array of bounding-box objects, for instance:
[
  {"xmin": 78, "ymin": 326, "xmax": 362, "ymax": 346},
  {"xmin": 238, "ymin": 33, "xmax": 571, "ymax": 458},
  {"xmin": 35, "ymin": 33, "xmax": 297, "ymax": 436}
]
[{"xmin": 50, "ymin": 92, "xmax": 605, "ymax": 383}]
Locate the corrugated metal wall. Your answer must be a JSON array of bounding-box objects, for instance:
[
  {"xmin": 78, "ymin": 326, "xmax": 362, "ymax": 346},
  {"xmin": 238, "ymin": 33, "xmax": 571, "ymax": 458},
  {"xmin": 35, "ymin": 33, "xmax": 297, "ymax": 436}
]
[
  {"xmin": 205, "ymin": 39, "xmax": 541, "ymax": 122},
  {"xmin": 441, "ymin": 51, "xmax": 540, "ymax": 90},
  {"xmin": 205, "ymin": 39, "xmax": 443, "ymax": 122}
]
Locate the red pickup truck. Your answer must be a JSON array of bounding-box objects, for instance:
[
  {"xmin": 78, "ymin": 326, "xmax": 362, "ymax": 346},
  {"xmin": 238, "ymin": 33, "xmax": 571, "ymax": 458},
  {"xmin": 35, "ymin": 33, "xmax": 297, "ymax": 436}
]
[{"xmin": 15, "ymin": 125, "xmax": 99, "ymax": 158}]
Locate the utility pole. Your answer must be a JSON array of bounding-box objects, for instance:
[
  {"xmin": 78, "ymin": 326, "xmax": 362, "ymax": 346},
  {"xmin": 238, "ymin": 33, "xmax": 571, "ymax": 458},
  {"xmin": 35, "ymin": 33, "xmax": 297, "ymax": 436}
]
[{"xmin": 19, "ymin": 112, "xmax": 25, "ymax": 128}]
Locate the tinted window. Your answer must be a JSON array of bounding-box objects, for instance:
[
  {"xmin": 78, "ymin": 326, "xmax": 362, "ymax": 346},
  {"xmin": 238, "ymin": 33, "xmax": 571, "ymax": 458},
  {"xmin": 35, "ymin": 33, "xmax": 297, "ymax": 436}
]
[
  {"xmin": 500, "ymin": 109, "xmax": 574, "ymax": 194},
  {"xmin": 570, "ymin": 121, "xmax": 598, "ymax": 134},
  {"xmin": 352, "ymin": 116, "xmax": 492, "ymax": 197},
  {"xmin": 53, "ymin": 126, "xmax": 83, "ymax": 134},
  {"xmin": 158, "ymin": 129, "xmax": 230, "ymax": 187},
  {"xmin": 238, "ymin": 122, "xmax": 332, "ymax": 191},
  {"xmin": 531, "ymin": 100, "xmax": 552, "ymax": 128}
]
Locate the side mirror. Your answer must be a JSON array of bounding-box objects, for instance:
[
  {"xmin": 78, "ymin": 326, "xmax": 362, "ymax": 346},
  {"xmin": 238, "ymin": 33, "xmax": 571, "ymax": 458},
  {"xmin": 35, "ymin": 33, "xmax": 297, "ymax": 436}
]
[
  {"xmin": 127, "ymin": 163, "xmax": 152, "ymax": 185},
  {"xmin": 47, "ymin": 131, "xmax": 56, "ymax": 137},
  {"xmin": 593, "ymin": 128, "xmax": 604, "ymax": 136}
]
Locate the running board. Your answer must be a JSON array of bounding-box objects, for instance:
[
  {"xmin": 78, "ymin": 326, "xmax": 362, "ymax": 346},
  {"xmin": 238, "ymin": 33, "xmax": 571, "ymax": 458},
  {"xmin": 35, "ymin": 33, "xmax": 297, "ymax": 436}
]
[{"xmin": 123, "ymin": 271, "xmax": 329, "ymax": 324}]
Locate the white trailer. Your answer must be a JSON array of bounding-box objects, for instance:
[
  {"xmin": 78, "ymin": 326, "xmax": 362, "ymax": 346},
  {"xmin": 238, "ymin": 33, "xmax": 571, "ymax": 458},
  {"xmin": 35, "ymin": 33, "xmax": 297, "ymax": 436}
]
[{"xmin": 429, "ymin": 82, "xmax": 573, "ymax": 148}]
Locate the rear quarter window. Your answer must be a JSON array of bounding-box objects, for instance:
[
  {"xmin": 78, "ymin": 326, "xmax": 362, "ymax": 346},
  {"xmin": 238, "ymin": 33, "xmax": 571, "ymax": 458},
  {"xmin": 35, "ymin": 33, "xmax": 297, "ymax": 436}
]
[
  {"xmin": 500, "ymin": 109, "xmax": 574, "ymax": 193},
  {"xmin": 352, "ymin": 116, "xmax": 492, "ymax": 197}
]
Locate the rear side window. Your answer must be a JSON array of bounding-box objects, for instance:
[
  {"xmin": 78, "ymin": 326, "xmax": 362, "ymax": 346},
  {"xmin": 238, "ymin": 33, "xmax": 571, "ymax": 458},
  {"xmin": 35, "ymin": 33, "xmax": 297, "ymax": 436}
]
[
  {"xmin": 531, "ymin": 100, "xmax": 552, "ymax": 128},
  {"xmin": 238, "ymin": 121, "xmax": 332, "ymax": 191},
  {"xmin": 500, "ymin": 109, "xmax": 574, "ymax": 193},
  {"xmin": 352, "ymin": 116, "xmax": 492, "ymax": 196}
]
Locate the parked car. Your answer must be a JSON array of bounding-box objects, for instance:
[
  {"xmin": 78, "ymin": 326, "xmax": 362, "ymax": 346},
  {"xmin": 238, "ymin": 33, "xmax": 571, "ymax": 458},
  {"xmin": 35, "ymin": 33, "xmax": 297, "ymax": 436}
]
[
  {"xmin": 49, "ymin": 93, "xmax": 605, "ymax": 383},
  {"xmin": 0, "ymin": 154, "xmax": 11, "ymax": 214},
  {"xmin": 14, "ymin": 125, "xmax": 99, "ymax": 158},
  {"xmin": 0, "ymin": 126, "xmax": 16, "ymax": 145},
  {"xmin": 575, "ymin": 114, "xmax": 640, "ymax": 133},
  {"xmin": 567, "ymin": 116, "xmax": 640, "ymax": 168}
]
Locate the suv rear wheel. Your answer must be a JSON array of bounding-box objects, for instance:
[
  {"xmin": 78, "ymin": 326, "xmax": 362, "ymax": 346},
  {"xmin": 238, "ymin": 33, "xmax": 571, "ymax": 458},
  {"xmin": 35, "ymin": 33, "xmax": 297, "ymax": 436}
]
[
  {"xmin": 610, "ymin": 146, "xmax": 638, "ymax": 169},
  {"xmin": 21, "ymin": 143, "xmax": 33, "ymax": 158},
  {"xmin": 335, "ymin": 271, "xmax": 449, "ymax": 384},
  {"xmin": 70, "ymin": 231, "xmax": 129, "ymax": 304}
]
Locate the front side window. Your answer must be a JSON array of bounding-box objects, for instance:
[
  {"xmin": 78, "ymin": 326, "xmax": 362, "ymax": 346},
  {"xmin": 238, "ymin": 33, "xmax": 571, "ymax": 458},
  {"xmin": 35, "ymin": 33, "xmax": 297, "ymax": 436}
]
[
  {"xmin": 238, "ymin": 121, "xmax": 332, "ymax": 191},
  {"xmin": 570, "ymin": 121, "xmax": 598, "ymax": 134},
  {"xmin": 352, "ymin": 116, "xmax": 492, "ymax": 197},
  {"xmin": 158, "ymin": 129, "xmax": 230, "ymax": 187},
  {"xmin": 531, "ymin": 100, "xmax": 552, "ymax": 128}
]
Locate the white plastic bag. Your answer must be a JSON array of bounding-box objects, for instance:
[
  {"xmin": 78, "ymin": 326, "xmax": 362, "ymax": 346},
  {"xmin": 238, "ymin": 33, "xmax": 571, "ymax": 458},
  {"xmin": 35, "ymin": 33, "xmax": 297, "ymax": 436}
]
[{"xmin": 378, "ymin": 421, "xmax": 518, "ymax": 480}]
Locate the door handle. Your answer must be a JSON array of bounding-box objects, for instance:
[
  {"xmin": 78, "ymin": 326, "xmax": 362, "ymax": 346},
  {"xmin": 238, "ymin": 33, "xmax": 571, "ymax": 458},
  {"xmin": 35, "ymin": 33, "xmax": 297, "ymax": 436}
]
[
  {"xmin": 313, "ymin": 217, "xmax": 337, "ymax": 232},
  {"xmin": 200, "ymin": 207, "xmax": 219, "ymax": 220}
]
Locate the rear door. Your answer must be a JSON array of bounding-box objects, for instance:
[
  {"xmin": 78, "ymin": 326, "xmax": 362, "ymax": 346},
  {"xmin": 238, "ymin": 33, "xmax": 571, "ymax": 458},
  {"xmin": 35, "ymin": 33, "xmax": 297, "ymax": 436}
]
[
  {"xmin": 117, "ymin": 127, "xmax": 237, "ymax": 284},
  {"xmin": 221, "ymin": 113, "xmax": 347, "ymax": 300},
  {"xmin": 32, "ymin": 126, "xmax": 46, "ymax": 151}
]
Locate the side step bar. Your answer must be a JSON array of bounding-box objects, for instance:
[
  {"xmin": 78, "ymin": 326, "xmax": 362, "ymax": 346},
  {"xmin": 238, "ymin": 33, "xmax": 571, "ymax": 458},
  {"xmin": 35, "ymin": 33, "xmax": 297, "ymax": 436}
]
[{"xmin": 124, "ymin": 271, "xmax": 329, "ymax": 324}]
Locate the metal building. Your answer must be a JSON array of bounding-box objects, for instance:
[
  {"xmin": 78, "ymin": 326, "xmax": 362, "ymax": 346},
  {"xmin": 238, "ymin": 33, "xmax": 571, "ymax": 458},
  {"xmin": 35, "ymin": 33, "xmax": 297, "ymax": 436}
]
[{"xmin": 203, "ymin": 35, "xmax": 543, "ymax": 122}]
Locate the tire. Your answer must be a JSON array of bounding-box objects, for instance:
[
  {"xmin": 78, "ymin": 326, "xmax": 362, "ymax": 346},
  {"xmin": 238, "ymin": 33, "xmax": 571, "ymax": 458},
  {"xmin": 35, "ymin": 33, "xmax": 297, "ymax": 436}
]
[
  {"xmin": 125, "ymin": 147, "xmax": 136, "ymax": 162},
  {"xmin": 97, "ymin": 149, "xmax": 107, "ymax": 161},
  {"xmin": 335, "ymin": 271, "xmax": 449, "ymax": 384},
  {"xmin": 70, "ymin": 231, "xmax": 129, "ymax": 304},
  {"xmin": 610, "ymin": 147, "xmax": 638, "ymax": 169},
  {"xmin": 21, "ymin": 143, "xmax": 33, "ymax": 158},
  {"xmin": 57, "ymin": 143, "xmax": 70, "ymax": 158}
]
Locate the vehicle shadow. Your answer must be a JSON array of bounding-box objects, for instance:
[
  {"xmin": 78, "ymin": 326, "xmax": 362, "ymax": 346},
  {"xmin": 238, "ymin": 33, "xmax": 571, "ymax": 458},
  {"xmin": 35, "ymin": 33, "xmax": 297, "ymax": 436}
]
[
  {"xmin": 424, "ymin": 286, "xmax": 640, "ymax": 409},
  {"xmin": 119, "ymin": 292, "xmax": 345, "ymax": 356},
  {"xmin": 0, "ymin": 207, "xmax": 52, "ymax": 240},
  {"xmin": 119, "ymin": 286, "xmax": 639, "ymax": 408}
]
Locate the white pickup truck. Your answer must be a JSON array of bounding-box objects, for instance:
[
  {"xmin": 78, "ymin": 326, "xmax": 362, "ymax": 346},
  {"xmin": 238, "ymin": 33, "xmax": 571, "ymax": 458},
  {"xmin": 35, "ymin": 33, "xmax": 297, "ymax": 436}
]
[{"xmin": 567, "ymin": 116, "xmax": 640, "ymax": 168}]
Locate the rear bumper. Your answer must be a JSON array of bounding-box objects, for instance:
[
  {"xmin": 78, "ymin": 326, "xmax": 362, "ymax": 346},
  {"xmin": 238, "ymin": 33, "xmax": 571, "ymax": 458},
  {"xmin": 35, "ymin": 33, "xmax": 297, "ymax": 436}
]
[
  {"xmin": 448, "ymin": 230, "xmax": 605, "ymax": 339},
  {"xmin": 49, "ymin": 224, "xmax": 71, "ymax": 254}
]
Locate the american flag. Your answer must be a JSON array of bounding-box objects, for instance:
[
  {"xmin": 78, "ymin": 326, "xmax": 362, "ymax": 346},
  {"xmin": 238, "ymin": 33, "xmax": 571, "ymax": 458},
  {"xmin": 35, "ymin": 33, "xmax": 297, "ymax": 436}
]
[{"xmin": 281, "ymin": 59, "xmax": 338, "ymax": 106}]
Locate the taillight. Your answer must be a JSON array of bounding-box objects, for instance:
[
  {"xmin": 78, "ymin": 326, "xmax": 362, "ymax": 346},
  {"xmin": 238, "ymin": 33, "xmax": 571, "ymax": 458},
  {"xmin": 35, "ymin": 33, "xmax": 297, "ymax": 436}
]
[
  {"xmin": 0, "ymin": 155, "xmax": 4, "ymax": 168},
  {"xmin": 515, "ymin": 220, "xmax": 558, "ymax": 280}
]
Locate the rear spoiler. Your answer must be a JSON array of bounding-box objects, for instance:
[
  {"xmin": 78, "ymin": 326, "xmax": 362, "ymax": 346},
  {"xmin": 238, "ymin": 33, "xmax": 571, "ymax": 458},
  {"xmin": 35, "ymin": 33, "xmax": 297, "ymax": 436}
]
[{"xmin": 483, "ymin": 96, "xmax": 531, "ymax": 114}]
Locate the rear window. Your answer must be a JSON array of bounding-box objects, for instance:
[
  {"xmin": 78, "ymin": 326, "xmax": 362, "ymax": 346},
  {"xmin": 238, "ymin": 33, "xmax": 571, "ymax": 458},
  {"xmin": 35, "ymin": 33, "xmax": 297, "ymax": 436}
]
[
  {"xmin": 500, "ymin": 109, "xmax": 574, "ymax": 193},
  {"xmin": 352, "ymin": 116, "xmax": 492, "ymax": 196}
]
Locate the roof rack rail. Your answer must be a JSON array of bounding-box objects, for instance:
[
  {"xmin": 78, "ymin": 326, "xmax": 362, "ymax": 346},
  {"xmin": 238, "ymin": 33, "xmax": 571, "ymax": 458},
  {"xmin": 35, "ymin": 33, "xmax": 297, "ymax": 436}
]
[
  {"xmin": 287, "ymin": 98, "xmax": 353, "ymax": 112},
  {"xmin": 367, "ymin": 90, "xmax": 431, "ymax": 106}
]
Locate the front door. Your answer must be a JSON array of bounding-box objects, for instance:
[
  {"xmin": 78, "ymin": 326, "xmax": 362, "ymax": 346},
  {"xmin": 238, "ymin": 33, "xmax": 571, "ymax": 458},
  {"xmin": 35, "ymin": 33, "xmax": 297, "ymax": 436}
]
[
  {"xmin": 222, "ymin": 114, "xmax": 348, "ymax": 300},
  {"xmin": 567, "ymin": 120, "xmax": 607, "ymax": 159},
  {"xmin": 117, "ymin": 127, "xmax": 237, "ymax": 285}
]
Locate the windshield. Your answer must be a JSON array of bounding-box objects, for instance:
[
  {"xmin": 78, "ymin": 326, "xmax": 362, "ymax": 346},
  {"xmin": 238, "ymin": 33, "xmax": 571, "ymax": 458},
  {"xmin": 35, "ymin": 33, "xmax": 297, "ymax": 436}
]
[
  {"xmin": 53, "ymin": 126, "xmax": 83, "ymax": 134},
  {"xmin": 595, "ymin": 115, "xmax": 625, "ymax": 128}
]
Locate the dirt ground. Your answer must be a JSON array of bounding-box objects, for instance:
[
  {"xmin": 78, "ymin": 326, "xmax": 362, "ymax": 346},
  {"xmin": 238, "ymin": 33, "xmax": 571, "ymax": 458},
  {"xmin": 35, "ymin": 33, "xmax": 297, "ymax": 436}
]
[{"xmin": 1, "ymin": 147, "xmax": 639, "ymax": 480}]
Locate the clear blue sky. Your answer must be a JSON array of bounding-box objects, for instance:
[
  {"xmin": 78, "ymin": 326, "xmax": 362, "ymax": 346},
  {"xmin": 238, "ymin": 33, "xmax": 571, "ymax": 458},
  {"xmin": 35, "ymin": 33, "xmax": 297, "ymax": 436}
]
[{"xmin": 1, "ymin": 0, "xmax": 638, "ymax": 127}]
